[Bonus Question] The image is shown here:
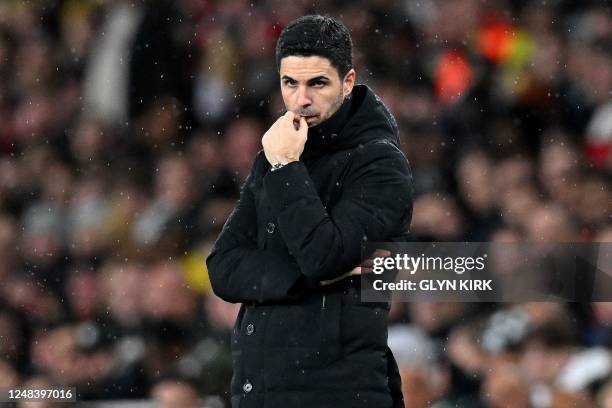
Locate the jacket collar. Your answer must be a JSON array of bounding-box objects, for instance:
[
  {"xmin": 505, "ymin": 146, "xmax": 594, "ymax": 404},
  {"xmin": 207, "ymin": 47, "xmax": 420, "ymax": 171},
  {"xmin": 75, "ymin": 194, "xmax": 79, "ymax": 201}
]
[
  {"xmin": 302, "ymin": 93, "xmax": 355, "ymax": 159},
  {"xmin": 300, "ymin": 84, "xmax": 400, "ymax": 160}
]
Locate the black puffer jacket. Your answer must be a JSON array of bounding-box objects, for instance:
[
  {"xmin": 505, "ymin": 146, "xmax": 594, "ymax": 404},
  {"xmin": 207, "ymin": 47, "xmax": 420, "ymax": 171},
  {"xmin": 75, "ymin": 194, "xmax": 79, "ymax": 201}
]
[{"xmin": 207, "ymin": 84, "xmax": 413, "ymax": 408}]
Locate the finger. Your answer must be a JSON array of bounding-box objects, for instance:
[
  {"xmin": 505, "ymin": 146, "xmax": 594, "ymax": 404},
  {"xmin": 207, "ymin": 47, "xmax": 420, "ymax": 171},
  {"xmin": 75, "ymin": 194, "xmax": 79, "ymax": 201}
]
[
  {"xmin": 284, "ymin": 110, "xmax": 297, "ymax": 121},
  {"xmin": 361, "ymin": 258, "xmax": 374, "ymax": 267},
  {"xmin": 373, "ymin": 249, "xmax": 391, "ymax": 258},
  {"xmin": 320, "ymin": 271, "xmax": 353, "ymax": 286},
  {"xmin": 283, "ymin": 111, "xmax": 301, "ymax": 130},
  {"xmin": 360, "ymin": 264, "xmax": 374, "ymax": 274},
  {"xmin": 292, "ymin": 116, "xmax": 305, "ymax": 131},
  {"xmin": 293, "ymin": 113, "xmax": 304, "ymax": 131},
  {"xmin": 349, "ymin": 264, "xmax": 375, "ymax": 275},
  {"xmin": 349, "ymin": 267, "xmax": 361, "ymax": 276}
]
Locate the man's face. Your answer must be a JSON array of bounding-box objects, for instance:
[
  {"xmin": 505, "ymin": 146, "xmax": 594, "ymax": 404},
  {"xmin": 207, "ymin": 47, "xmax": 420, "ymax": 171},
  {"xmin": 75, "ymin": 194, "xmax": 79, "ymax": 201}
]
[{"xmin": 279, "ymin": 55, "xmax": 355, "ymax": 127}]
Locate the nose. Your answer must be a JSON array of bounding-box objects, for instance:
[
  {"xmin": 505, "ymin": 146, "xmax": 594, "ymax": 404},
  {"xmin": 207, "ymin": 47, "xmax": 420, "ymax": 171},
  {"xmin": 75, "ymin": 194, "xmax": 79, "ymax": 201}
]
[{"xmin": 296, "ymin": 86, "xmax": 312, "ymax": 108}]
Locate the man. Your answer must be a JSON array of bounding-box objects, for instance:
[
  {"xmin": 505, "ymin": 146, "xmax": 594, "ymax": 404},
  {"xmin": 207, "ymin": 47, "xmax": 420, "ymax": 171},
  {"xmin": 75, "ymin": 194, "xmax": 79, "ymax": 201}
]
[{"xmin": 207, "ymin": 15, "xmax": 412, "ymax": 408}]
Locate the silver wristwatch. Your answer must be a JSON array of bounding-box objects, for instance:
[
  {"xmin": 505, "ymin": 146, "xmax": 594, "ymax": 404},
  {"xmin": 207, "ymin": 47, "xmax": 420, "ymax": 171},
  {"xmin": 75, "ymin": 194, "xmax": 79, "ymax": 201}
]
[{"xmin": 270, "ymin": 162, "xmax": 288, "ymax": 172}]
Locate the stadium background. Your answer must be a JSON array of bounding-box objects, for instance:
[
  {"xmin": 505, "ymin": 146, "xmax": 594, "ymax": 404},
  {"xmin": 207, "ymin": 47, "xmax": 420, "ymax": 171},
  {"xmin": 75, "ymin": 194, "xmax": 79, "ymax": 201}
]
[{"xmin": 0, "ymin": 0, "xmax": 610, "ymax": 406}]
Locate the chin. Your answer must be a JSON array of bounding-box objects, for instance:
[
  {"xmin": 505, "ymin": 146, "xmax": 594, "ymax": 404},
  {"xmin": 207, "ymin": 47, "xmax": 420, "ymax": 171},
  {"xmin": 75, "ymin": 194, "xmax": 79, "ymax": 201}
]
[{"xmin": 305, "ymin": 117, "xmax": 320, "ymax": 127}]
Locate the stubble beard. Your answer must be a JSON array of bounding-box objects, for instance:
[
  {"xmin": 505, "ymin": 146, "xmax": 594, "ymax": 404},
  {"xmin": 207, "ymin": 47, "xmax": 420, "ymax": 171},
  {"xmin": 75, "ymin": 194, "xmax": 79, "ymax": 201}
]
[
  {"xmin": 291, "ymin": 88, "xmax": 345, "ymax": 127},
  {"xmin": 319, "ymin": 89, "xmax": 345, "ymax": 124}
]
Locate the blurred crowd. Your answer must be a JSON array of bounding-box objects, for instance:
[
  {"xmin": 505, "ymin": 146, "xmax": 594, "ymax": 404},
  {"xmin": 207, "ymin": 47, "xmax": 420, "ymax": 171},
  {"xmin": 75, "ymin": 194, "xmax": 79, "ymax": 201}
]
[{"xmin": 0, "ymin": 0, "xmax": 610, "ymax": 407}]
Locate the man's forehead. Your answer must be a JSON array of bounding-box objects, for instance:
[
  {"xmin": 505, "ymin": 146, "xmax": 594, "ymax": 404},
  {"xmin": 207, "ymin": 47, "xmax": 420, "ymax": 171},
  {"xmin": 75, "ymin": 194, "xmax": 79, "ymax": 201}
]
[{"xmin": 279, "ymin": 55, "xmax": 338, "ymax": 79}]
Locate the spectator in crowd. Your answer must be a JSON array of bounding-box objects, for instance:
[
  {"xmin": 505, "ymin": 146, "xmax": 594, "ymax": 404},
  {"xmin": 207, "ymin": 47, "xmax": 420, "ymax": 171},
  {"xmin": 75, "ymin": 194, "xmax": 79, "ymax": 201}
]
[{"xmin": 151, "ymin": 378, "xmax": 202, "ymax": 408}]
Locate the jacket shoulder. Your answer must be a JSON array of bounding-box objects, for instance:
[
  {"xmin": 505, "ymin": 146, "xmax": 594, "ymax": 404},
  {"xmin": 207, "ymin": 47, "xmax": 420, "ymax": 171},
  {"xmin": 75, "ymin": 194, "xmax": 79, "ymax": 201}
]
[{"xmin": 351, "ymin": 138, "xmax": 410, "ymax": 172}]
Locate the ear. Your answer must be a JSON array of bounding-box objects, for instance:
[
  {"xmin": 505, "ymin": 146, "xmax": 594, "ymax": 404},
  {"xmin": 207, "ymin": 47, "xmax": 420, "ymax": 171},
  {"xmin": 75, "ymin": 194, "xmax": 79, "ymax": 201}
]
[{"xmin": 342, "ymin": 68, "xmax": 356, "ymax": 97}]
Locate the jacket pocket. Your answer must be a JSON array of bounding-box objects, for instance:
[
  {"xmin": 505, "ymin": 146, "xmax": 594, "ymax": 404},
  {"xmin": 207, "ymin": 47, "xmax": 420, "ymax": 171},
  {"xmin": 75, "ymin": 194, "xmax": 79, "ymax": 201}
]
[
  {"xmin": 264, "ymin": 293, "xmax": 341, "ymax": 368},
  {"xmin": 231, "ymin": 305, "xmax": 246, "ymax": 353},
  {"xmin": 341, "ymin": 302, "xmax": 389, "ymax": 355},
  {"xmin": 318, "ymin": 293, "xmax": 342, "ymax": 361}
]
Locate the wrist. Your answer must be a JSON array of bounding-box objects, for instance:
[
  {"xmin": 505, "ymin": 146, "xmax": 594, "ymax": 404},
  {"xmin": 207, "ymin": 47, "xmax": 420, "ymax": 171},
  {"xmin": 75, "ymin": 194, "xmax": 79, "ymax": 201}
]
[
  {"xmin": 270, "ymin": 157, "xmax": 298, "ymax": 168},
  {"xmin": 270, "ymin": 162, "xmax": 288, "ymax": 172}
]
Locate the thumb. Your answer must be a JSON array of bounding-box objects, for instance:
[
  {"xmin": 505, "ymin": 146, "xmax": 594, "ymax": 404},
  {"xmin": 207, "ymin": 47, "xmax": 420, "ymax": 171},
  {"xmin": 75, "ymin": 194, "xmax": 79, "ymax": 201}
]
[{"xmin": 349, "ymin": 266, "xmax": 362, "ymax": 276}]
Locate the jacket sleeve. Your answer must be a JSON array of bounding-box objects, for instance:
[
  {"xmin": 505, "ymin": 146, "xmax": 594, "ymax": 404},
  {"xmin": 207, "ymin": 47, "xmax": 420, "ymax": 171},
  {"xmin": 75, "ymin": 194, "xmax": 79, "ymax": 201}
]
[
  {"xmin": 263, "ymin": 142, "xmax": 413, "ymax": 281},
  {"xmin": 206, "ymin": 154, "xmax": 309, "ymax": 304}
]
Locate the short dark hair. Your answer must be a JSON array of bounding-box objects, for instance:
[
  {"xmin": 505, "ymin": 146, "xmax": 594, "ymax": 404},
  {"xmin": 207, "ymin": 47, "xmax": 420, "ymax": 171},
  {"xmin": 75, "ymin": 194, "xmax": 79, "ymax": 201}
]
[{"xmin": 275, "ymin": 15, "xmax": 353, "ymax": 78}]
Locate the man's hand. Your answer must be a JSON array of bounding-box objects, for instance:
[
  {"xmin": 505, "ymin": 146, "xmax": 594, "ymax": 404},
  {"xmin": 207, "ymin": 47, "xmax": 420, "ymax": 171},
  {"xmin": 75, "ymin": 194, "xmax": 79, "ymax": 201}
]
[
  {"xmin": 262, "ymin": 111, "xmax": 308, "ymax": 165},
  {"xmin": 347, "ymin": 249, "xmax": 391, "ymax": 275},
  {"xmin": 319, "ymin": 249, "xmax": 391, "ymax": 286}
]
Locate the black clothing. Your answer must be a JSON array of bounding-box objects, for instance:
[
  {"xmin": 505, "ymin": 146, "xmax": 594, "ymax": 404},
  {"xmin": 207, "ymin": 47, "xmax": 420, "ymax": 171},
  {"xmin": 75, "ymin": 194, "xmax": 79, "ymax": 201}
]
[{"xmin": 207, "ymin": 84, "xmax": 413, "ymax": 408}]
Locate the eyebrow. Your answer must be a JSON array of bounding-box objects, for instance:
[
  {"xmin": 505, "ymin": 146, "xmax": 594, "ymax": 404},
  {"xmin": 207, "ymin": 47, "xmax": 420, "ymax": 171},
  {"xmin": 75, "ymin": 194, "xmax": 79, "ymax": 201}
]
[{"xmin": 282, "ymin": 75, "xmax": 330, "ymax": 84}]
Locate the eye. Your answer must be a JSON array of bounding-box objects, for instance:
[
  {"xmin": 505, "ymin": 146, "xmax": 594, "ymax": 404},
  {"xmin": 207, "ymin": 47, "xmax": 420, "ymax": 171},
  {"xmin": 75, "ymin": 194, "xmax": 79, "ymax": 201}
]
[
  {"xmin": 311, "ymin": 80, "xmax": 327, "ymax": 88},
  {"xmin": 284, "ymin": 79, "xmax": 297, "ymax": 87}
]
